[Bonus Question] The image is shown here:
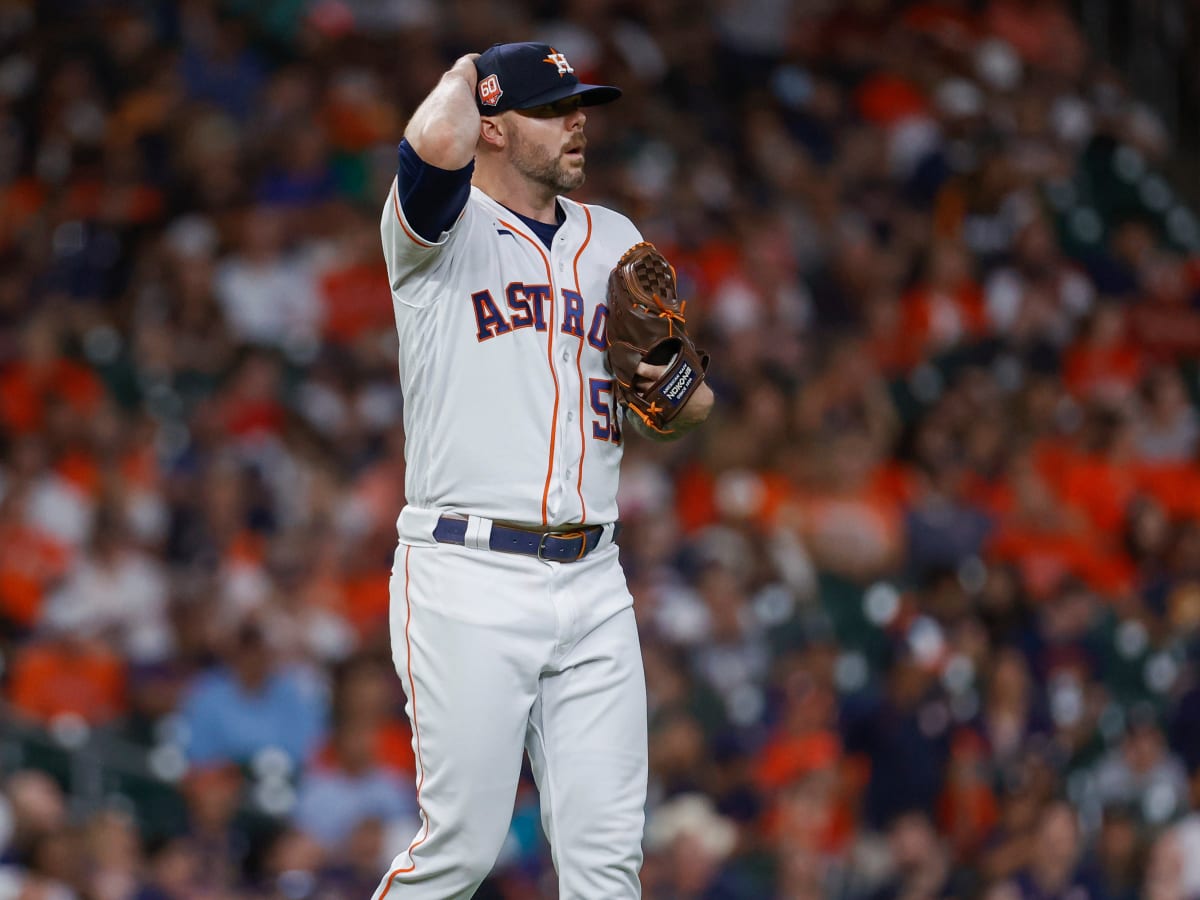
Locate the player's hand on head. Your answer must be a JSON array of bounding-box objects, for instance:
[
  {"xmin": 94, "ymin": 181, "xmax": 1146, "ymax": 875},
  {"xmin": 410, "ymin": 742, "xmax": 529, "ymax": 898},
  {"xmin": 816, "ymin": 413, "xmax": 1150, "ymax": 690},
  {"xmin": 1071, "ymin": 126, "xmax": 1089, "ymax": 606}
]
[{"xmin": 452, "ymin": 53, "xmax": 481, "ymax": 88}]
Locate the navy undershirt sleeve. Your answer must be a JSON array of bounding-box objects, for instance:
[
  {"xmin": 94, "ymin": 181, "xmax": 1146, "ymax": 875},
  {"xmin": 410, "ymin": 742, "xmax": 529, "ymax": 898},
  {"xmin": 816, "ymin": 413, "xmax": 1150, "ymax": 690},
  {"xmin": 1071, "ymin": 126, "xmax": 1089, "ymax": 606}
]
[{"xmin": 396, "ymin": 138, "xmax": 475, "ymax": 243}]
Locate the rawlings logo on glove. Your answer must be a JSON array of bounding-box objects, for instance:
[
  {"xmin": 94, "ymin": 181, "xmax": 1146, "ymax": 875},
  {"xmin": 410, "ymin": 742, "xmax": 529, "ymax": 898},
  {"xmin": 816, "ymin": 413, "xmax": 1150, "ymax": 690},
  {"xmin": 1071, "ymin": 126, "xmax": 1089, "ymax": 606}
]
[{"xmin": 605, "ymin": 242, "xmax": 709, "ymax": 434}]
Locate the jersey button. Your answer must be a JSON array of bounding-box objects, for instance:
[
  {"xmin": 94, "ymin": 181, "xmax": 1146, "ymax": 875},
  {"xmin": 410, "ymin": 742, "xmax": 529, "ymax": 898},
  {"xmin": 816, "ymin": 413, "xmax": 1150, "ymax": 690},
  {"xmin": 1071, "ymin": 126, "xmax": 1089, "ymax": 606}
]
[
  {"xmin": 567, "ymin": 411, "xmax": 575, "ymax": 422},
  {"xmin": 561, "ymin": 350, "xmax": 570, "ymax": 362}
]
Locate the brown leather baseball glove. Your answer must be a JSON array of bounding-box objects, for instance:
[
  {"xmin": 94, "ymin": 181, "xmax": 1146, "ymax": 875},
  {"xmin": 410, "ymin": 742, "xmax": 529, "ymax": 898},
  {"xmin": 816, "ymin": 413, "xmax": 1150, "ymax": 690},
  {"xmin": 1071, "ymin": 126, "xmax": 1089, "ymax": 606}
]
[{"xmin": 605, "ymin": 242, "xmax": 709, "ymax": 434}]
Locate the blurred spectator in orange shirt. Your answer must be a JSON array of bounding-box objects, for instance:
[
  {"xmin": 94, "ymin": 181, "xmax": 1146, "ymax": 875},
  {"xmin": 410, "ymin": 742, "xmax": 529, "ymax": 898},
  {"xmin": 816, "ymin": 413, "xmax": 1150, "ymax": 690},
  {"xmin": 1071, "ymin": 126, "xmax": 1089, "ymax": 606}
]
[
  {"xmin": 312, "ymin": 654, "xmax": 415, "ymax": 778},
  {"xmin": 987, "ymin": 451, "xmax": 1129, "ymax": 599},
  {"xmin": 219, "ymin": 350, "xmax": 287, "ymax": 441},
  {"xmin": 985, "ymin": 0, "xmax": 1087, "ymax": 77},
  {"xmin": 8, "ymin": 607, "xmax": 127, "ymax": 726},
  {"xmin": 1055, "ymin": 404, "xmax": 1141, "ymax": 535},
  {"xmin": 901, "ymin": 241, "xmax": 988, "ymax": 359},
  {"xmin": 0, "ymin": 484, "xmax": 71, "ymax": 631},
  {"xmin": 757, "ymin": 670, "xmax": 841, "ymax": 793},
  {"xmin": 1062, "ymin": 303, "xmax": 1143, "ymax": 404},
  {"xmin": 0, "ymin": 316, "xmax": 105, "ymax": 436},
  {"xmin": 317, "ymin": 213, "xmax": 394, "ymax": 346},
  {"xmin": 937, "ymin": 729, "xmax": 1001, "ymax": 862},
  {"xmin": 786, "ymin": 433, "xmax": 905, "ymax": 583}
]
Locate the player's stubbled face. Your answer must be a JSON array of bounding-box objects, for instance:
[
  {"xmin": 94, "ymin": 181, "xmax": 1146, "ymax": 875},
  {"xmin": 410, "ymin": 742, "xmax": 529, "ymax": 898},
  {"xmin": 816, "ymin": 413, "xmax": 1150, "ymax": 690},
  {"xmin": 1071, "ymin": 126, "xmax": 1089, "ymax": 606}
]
[{"xmin": 508, "ymin": 97, "xmax": 587, "ymax": 193}]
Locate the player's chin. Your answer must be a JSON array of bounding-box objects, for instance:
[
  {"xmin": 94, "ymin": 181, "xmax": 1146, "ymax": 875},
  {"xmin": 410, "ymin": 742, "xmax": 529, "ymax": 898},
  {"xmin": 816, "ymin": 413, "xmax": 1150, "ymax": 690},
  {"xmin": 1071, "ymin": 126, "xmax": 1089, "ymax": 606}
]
[{"xmin": 559, "ymin": 165, "xmax": 586, "ymax": 192}]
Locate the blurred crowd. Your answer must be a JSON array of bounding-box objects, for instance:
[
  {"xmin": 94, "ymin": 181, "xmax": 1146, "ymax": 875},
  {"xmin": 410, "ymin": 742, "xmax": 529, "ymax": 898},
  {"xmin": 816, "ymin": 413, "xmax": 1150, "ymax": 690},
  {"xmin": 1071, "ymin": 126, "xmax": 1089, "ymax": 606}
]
[{"xmin": 2, "ymin": 0, "xmax": 1200, "ymax": 898}]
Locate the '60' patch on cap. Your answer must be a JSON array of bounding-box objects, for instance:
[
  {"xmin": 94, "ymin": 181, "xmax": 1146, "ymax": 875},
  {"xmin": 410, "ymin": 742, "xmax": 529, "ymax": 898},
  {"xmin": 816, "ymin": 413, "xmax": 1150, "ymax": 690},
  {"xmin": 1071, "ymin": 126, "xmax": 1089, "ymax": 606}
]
[{"xmin": 478, "ymin": 74, "xmax": 502, "ymax": 107}]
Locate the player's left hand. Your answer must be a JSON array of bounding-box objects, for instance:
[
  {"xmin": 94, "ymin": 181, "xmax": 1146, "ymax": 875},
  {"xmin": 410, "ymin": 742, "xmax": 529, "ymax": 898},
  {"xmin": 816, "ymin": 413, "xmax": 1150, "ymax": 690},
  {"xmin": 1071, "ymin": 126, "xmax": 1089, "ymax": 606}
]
[
  {"xmin": 633, "ymin": 361, "xmax": 714, "ymax": 433},
  {"xmin": 633, "ymin": 361, "xmax": 664, "ymax": 394}
]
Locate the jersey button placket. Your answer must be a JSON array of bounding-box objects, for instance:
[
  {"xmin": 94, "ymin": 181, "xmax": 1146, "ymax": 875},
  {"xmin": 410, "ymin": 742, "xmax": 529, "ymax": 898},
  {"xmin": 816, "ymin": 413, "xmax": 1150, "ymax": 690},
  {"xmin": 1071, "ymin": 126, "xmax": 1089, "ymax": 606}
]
[
  {"xmin": 548, "ymin": 239, "xmax": 574, "ymax": 522},
  {"xmin": 555, "ymin": 334, "xmax": 575, "ymax": 520},
  {"xmin": 553, "ymin": 235, "xmax": 584, "ymax": 524}
]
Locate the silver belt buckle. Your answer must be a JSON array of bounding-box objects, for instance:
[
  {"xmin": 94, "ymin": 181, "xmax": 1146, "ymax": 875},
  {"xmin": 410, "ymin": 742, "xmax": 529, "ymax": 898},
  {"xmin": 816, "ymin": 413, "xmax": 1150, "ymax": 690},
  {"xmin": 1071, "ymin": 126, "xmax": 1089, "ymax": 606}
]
[{"xmin": 537, "ymin": 530, "xmax": 590, "ymax": 562}]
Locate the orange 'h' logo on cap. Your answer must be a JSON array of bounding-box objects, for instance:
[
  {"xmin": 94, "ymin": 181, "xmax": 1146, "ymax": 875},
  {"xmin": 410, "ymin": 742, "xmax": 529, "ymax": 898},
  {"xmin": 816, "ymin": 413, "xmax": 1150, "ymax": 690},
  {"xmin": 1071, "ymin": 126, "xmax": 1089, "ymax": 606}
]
[{"xmin": 543, "ymin": 49, "xmax": 573, "ymax": 76}]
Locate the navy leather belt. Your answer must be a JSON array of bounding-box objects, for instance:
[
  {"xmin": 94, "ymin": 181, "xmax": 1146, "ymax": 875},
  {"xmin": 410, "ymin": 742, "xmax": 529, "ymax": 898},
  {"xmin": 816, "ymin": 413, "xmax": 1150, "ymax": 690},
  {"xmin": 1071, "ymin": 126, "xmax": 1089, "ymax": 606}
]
[{"xmin": 432, "ymin": 517, "xmax": 611, "ymax": 563}]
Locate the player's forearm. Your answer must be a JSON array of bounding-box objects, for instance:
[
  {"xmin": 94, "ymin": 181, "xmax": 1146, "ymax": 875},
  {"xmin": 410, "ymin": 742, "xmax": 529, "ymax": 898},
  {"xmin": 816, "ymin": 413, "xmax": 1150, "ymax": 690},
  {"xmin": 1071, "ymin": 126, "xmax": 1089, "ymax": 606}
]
[
  {"xmin": 405, "ymin": 55, "xmax": 480, "ymax": 170},
  {"xmin": 627, "ymin": 382, "xmax": 714, "ymax": 442}
]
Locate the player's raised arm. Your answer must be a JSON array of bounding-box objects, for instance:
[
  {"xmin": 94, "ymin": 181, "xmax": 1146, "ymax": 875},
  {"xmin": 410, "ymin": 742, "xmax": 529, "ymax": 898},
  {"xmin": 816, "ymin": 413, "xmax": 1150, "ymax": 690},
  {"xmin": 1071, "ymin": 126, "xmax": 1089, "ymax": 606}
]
[
  {"xmin": 405, "ymin": 54, "xmax": 480, "ymax": 170},
  {"xmin": 382, "ymin": 55, "xmax": 481, "ymax": 268}
]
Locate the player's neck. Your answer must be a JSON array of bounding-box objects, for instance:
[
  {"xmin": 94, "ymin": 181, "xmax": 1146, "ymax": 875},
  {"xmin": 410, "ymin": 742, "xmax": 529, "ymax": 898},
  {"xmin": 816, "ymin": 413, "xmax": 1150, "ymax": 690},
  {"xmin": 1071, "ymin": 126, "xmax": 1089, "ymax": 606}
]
[{"xmin": 473, "ymin": 165, "xmax": 559, "ymax": 224}]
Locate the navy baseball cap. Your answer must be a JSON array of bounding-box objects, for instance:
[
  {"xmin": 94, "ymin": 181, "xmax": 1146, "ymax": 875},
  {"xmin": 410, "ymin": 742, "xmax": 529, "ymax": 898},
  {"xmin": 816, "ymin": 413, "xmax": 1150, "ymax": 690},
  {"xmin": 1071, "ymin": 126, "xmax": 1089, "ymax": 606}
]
[{"xmin": 474, "ymin": 42, "xmax": 621, "ymax": 116}]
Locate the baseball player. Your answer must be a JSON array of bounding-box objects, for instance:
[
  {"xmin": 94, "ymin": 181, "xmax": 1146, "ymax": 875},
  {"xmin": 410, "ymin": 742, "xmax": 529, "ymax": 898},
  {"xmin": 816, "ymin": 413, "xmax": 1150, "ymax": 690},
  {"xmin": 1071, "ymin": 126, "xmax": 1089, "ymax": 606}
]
[{"xmin": 374, "ymin": 42, "xmax": 713, "ymax": 899}]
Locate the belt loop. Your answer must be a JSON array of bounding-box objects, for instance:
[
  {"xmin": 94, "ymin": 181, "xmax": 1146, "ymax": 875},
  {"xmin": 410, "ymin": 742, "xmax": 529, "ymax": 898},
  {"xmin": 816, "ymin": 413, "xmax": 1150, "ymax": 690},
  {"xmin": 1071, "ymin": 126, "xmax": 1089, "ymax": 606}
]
[
  {"xmin": 464, "ymin": 515, "xmax": 493, "ymax": 550},
  {"xmin": 599, "ymin": 523, "xmax": 617, "ymax": 549}
]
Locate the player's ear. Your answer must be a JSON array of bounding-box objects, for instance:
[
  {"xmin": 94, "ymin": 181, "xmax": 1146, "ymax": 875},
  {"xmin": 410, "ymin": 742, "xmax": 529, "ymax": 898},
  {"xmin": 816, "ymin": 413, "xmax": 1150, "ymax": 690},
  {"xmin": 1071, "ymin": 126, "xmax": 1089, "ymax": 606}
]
[{"xmin": 479, "ymin": 115, "xmax": 506, "ymax": 149}]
